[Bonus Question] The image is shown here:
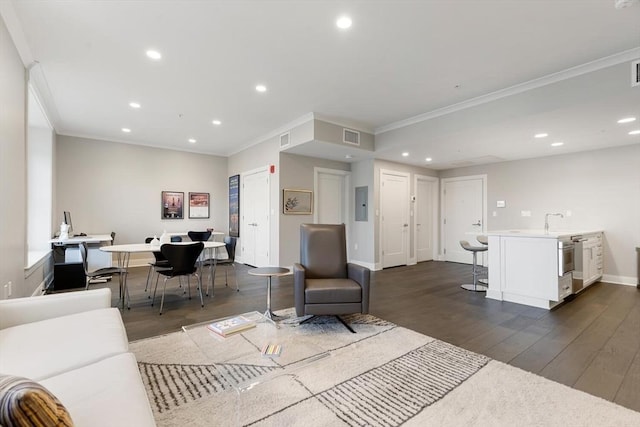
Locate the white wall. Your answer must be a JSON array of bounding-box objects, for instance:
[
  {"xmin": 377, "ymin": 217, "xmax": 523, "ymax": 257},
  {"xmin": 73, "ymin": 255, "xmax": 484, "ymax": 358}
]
[
  {"xmin": 350, "ymin": 159, "xmax": 375, "ymax": 267},
  {"xmin": 56, "ymin": 135, "xmax": 228, "ymax": 264},
  {"xmin": 0, "ymin": 16, "xmax": 27, "ymax": 298},
  {"xmin": 278, "ymin": 153, "xmax": 350, "ymax": 267},
  {"xmin": 439, "ymin": 145, "xmax": 640, "ymax": 283}
]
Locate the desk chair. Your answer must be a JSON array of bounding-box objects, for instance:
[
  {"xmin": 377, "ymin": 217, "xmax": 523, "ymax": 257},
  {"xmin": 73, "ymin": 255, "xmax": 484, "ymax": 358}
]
[
  {"xmin": 79, "ymin": 242, "xmax": 127, "ymax": 303},
  {"xmin": 459, "ymin": 240, "xmax": 488, "ymax": 292},
  {"xmin": 152, "ymin": 242, "xmax": 204, "ymax": 315}
]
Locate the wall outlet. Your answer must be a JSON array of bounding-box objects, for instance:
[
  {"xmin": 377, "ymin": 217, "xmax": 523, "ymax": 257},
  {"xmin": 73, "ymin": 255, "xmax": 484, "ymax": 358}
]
[
  {"xmin": 521, "ymin": 210, "xmax": 532, "ymax": 217},
  {"xmin": 566, "ymin": 210, "xmax": 572, "ymax": 217},
  {"xmin": 4, "ymin": 281, "xmax": 12, "ymax": 298},
  {"xmin": 492, "ymin": 211, "xmax": 497, "ymax": 217},
  {"xmin": 354, "ymin": 243, "xmax": 358, "ymax": 250}
]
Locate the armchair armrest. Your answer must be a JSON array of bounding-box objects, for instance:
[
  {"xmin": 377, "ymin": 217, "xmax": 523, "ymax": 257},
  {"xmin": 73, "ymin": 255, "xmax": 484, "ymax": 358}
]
[
  {"xmin": 293, "ymin": 263, "xmax": 306, "ymax": 317},
  {"xmin": 348, "ymin": 263, "xmax": 370, "ymax": 314},
  {"xmin": 0, "ymin": 288, "xmax": 112, "ymax": 330}
]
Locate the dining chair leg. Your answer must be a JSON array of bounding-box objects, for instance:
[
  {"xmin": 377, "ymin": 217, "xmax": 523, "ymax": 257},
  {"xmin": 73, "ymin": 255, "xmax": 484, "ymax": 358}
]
[
  {"xmin": 233, "ymin": 264, "xmax": 239, "ymax": 291},
  {"xmin": 123, "ymin": 272, "xmax": 130, "ymax": 310},
  {"xmin": 144, "ymin": 266, "xmax": 152, "ymax": 292},
  {"xmin": 159, "ymin": 277, "xmax": 169, "ymax": 315},
  {"xmin": 151, "ymin": 275, "xmax": 160, "ymax": 306},
  {"xmin": 196, "ymin": 273, "xmax": 204, "ymax": 307},
  {"xmin": 187, "ymin": 276, "xmax": 192, "ymax": 300}
]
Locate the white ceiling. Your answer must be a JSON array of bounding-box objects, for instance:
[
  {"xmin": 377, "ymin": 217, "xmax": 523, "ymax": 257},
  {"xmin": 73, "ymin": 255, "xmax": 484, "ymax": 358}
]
[{"xmin": 4, "ymin": 0, "xmax": 640, "ymax": 167}]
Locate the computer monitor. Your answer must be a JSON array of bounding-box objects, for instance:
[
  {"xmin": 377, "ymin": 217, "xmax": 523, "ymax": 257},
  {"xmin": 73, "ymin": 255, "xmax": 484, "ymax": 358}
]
[{"xmin": 63, "ymin": 211, "xmax": 73, "ymax": 234}]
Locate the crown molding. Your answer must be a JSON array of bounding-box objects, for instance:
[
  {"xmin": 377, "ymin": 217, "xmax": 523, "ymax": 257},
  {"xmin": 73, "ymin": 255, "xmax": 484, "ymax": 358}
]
[{"xmin": 376, "ymin": 47, "xmax": 640, "ymax": 135}]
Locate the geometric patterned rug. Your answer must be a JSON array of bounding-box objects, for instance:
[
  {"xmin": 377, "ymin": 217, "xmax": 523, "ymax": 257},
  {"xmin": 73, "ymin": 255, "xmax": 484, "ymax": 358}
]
[{"xmin": 130, "ymin": 309, "xmax": 640, "ymax": 427}]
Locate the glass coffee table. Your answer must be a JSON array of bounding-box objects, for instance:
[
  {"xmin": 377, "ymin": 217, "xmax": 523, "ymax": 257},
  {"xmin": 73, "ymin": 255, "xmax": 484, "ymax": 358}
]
[{"xmin": 182, "ymin": 311, "xmax": 329, "ymax": 393}]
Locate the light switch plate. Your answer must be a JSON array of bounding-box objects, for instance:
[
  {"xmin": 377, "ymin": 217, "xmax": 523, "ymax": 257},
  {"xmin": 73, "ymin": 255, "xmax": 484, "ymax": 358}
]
[
  {"xmin": 521, "ymin": 210, "xmax": 531, "ymax": 217},
  {"xmin": 496, "ymin": 200, "xmax": 506, "ymax": 208}
]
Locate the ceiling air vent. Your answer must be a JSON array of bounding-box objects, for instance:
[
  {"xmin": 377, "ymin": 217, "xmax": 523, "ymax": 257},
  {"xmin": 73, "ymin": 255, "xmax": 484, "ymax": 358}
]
[
  {"xmin": 343, "ymin": 128, "xmax": 360, "ymax": 146},
  {"xmin": 632, "ymin": 60, "xmax": 640, "ymax": 87},
  {"xmin": 280, "ymin": 132, "xmax": 290, "ymax": 148}
]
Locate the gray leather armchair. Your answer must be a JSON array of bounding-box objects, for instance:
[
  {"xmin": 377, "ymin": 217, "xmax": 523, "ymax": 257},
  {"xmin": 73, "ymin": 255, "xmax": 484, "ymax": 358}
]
[{"xmin": 294, "ymin": 224, "xmax": 370, "ymax": 330}]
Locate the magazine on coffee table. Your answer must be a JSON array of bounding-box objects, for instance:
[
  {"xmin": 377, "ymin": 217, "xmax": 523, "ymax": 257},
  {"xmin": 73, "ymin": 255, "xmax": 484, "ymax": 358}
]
[{"xmin": 207, "ymin": 315, "xmax": 256, "ymax": 337}]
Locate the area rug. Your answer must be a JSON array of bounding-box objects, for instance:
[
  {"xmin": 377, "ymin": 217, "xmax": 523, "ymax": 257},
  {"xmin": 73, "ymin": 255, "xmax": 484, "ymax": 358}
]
[{"xmin": 129, "ymin": 309, "xmax": 640, "ymax": 427}]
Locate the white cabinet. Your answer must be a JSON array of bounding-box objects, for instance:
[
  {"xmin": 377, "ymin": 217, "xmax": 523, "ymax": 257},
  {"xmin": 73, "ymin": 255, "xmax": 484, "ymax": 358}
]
[
  {"xmin": 487, "ymin": 229, "xmax": 603, "ymax": 310},
  {"xmin": 582, "ymin": 233, "xmax": 603, "ymax": 287}
]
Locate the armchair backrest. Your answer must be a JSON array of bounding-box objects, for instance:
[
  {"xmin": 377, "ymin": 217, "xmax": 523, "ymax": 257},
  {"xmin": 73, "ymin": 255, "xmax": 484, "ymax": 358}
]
[{"xmin": 300, "ymin": 224, "xmax": 347, "ymax": 279}]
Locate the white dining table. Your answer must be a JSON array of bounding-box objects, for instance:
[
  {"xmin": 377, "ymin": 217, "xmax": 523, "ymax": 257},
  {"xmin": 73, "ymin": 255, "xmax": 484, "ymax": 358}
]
[{"xmin": 101, "ymin": 241, "xmax": 224, "ymax": 309}]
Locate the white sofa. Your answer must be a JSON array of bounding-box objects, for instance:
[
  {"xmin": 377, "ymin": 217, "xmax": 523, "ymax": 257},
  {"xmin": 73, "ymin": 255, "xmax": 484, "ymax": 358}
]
[{"xmin": 0, "ymin": 288, "xmax": 156, "ymax": 426}]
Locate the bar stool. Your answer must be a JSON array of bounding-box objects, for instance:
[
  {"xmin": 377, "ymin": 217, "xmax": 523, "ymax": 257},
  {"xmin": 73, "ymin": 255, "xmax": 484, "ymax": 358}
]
[{"xmin": 459, "ymin": 240, "xmax": 488, "ymax": 292}]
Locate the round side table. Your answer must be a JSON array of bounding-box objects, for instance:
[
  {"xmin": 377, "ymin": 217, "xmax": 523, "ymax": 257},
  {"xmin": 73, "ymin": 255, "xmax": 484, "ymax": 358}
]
[{"xmin": 248, "ymin": 267, "xmax": 290, "ymax": 320}]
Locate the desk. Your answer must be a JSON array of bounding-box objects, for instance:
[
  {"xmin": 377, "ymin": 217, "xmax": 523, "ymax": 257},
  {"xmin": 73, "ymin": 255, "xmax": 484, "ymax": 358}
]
[
  {"xmin": 101, "ymin": 241, "xmax": 224, "ymax": 309},
  {"xmin": 50, "ymin": 234, "xmax": 113, "ymax": 270},
  {"xmin": 248, "ymin": 267, "xmax": 290, "ymax": 320}
]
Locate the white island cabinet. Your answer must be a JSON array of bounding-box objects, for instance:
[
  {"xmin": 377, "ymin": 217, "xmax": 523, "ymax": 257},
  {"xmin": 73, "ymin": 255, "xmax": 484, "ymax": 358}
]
[{"xmin": 486, "ymin": 230, "xmax": 603, "ymax": 309}]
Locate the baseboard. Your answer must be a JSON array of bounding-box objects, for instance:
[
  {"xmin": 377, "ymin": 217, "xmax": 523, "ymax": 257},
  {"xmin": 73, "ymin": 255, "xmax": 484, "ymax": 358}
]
[
  {"xmin": 348, "ymin": 260, "xmax": 376, "ymax": 270},
  {"xmin": 601, "ymin": 274, "xmax": 638, "ymax": 286}
]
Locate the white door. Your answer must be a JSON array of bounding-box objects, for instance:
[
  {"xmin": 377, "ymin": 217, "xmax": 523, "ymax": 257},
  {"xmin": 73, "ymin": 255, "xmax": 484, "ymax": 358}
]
[
  {"xmin": 242, "ymin": 169, "xmax": 270, "ymax": 267},
  {"xmin": 416, "ymin": 177, "xmax": 436, "ymax": 262},
  {"xmin": 315, "ymin": 168, "xmax": 349, "ymax": 225},
  {"xmin": 442, "ymin": 176, "xmax": 485, "ymax": 264},
  {"xmin": 381, "ymin": 170, "xmax": 409, "ymax": 268}
]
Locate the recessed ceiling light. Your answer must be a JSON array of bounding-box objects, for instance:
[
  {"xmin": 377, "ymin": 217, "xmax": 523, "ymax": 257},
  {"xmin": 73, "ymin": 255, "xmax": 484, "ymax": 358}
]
[
  {"xmin": 188, "ymin": 138, "xmax": 196, "ymax": 143},
  {"xmin": 551, "ymin": 142, "xmax": 564, "ymax": 147},
  {"xmin": 145, "ymin": 50, "xmax": 162, "ymax": 60},
  {"xmin": 129, "ymin": 102, "xmax": 141, "ymax": 109},
  {"xmin": 212, "ymin": 119, "xmax": 222, "ymax": 125},
  {"xmin": 629, "ymin": 129, "xmax": 640, "ymax": 135},
  {"xmin": 336, "ymin": 16, "xmax": 352, "ymax": 29},
  {"xmin": 402, "ymin": 152, "xmax": 409, "ymax": 157},
  {"xmin": 425, "ymin": 157, "xmax": 432, "ymax": 162},
  {"xmin": 534, "ymin": 133, "xmax": 548, "ymax": 138},
  {"xmin": 617, "ymin": 117, "xmax": 636, "ymax": 124},
  {"xmin": 255, "ymin": 84, "xmax": 267, "ymax": 92},
  {"xmin": 121, "ymin": 128, "xmax": 131, "ymax": 133},
  {"xmin": 345, "ymin": 154, "xmax": 353, "ymax": 159}
]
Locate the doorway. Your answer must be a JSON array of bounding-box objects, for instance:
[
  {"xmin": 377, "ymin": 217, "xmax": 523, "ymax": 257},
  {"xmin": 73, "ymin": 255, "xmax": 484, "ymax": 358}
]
[
  {"xmin": 415, "ymin": 175, "xmax": 438, "ymax": 262},
  {"xmin": 241, "ymin": 167, "xmax": 270, "ymax": 267},
  {"xmin": 380, "ymin": 169, "xmax": 410, "ymax": 268},
  {"xmin": 314, "ymin": 168, "xmax": 350, "ymax": 225},
  {"xmin": 441, "ymin": 175, "xmax": 487, "ymax": 264}
]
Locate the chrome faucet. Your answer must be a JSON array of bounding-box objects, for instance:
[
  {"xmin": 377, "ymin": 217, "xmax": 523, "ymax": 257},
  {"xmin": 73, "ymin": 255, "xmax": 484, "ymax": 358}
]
[{"xmin": 544, "ymin": 212, "xmax": 564, "ymax": 233}]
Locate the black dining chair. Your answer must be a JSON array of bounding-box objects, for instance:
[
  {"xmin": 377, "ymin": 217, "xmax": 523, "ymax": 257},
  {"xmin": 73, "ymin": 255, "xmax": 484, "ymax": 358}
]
[
  {"xmin": 152, "ymin": 242, "xmax": 204, "ymax": 314},
  {"xmin": 187, "ymin": 231, "xmax": 212, "ymax": 242},
  {"xmin": 206, "ymin": 236, "xmax": 239, "ymax": 295},
  {"xmin": 143, "ymin": 237, "xmax": 172, "ymax": 296}
]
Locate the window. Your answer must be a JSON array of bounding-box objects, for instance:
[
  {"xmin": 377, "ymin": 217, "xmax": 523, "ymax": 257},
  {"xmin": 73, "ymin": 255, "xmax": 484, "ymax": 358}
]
[{"xmin": 26, "ymin": 86, "xmax": 53, "ymax": 267}]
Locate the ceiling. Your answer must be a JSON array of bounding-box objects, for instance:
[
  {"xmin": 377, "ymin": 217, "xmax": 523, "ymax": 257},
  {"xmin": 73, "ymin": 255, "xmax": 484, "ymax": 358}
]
[{"xmin": 4, "ymin": 0, "xmax": 640, "ymax": 168}]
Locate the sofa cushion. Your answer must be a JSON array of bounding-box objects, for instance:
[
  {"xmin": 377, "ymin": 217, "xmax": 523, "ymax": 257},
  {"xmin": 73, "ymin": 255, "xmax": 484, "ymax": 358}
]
[
  {"xmin": 0, "ymin": 374, "xmax": 74, "ymax": 427},
  {"xmin": 0, "ymin": 308, "xmax": 128, "ymax": 381},
  {"xmin": 41, "ymin": 353, "xmax": 156, "ymax": 427},
  {"xmin": 305, "ymin": 278, "xmax": 362, "ymax": 304}
]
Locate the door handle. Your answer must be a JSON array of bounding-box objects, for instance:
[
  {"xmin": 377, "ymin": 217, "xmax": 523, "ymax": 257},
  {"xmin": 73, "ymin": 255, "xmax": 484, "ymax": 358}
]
[
  {"xmin": 472, "ymin": 221, "xmax": 481, "ymax": 226},
  {"xmin": 403, "ymin": 224, "xmax": 408, "ymax": 227}
]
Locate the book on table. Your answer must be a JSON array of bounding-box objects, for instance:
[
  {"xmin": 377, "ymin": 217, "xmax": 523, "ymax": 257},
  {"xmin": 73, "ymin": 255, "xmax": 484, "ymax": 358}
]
[{"xmin": 207, "ymin": 315, "xmax": 256, "ymax": 337}]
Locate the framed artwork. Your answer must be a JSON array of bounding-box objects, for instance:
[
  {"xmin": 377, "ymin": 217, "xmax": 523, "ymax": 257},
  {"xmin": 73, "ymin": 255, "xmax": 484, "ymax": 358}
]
[
  {"xmin": 161, "ymin": 191, "xmax": 184, "ymax": 219},
  {"xmin": 229, "ymin": 175, "xmax": 240, "ymax": 237},
  {"xmin": 283, "ymin": 189, "xmax": 313, "ymax": 215},
  {"xmin": 188, "ymin": 192, "xmax": 210, "ymax": 219}
]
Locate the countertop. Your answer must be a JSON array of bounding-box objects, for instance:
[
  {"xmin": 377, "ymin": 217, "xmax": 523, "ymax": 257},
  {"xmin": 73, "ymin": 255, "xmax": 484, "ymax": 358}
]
[{"xmin": 486, "ymin": 229, "xmax": 602, "ymax": 239}]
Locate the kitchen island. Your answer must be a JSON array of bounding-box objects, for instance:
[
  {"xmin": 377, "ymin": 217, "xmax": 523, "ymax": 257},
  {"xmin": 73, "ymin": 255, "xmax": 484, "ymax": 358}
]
[{"xmin": 486, "ymin": 229, "xmax": 603, "ymax": 309}]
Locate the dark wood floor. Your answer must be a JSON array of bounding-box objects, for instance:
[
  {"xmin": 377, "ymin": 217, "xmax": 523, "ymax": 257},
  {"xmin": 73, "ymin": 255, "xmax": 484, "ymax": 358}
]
[{"xmin": 103, "ymin": 261, "xmax": 640, "ymax": 412}]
